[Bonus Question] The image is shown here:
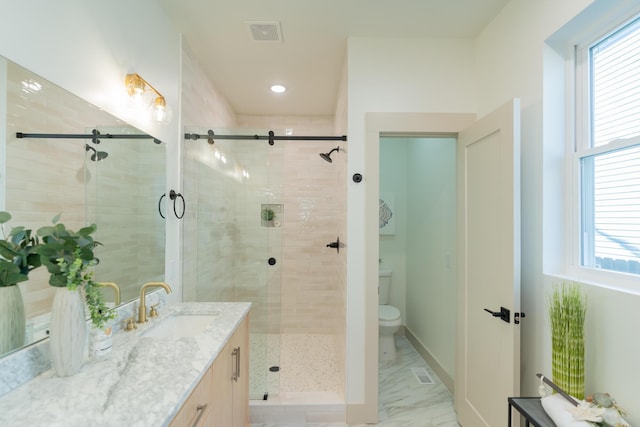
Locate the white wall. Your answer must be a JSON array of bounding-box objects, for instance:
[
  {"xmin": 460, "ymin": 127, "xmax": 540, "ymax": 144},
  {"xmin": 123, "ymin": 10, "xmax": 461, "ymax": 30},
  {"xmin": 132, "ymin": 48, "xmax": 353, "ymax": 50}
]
[
  {"xmin": 0, "ymin": 0, "xmax": 183, "ymax": 302},
  {"xmin": 476, "ymin": 1, "xmax": 640, "ymax": 421},
  {"xmin": 474, "ymin": 0, "xmax": 589, "ymax": 400},
  {"xmin": 379, "ymin": 138, "xmax": 408, "ymax": 317},
  {"xmin": 347, "ymin": 37, "xmax": 476, "ymax": 420},
  {"xmin": 0, "ymin": 1, "xmax": 180, "ymax": 144},
  {"xmin": 405, "ymin": 138, "xmax": 457, "ymax": 378}
]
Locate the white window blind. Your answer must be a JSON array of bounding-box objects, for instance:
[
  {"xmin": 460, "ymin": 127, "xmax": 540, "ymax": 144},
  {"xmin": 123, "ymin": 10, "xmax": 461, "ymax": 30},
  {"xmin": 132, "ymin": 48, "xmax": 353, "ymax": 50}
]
[
  {"xmin": 591, "ymin": 17, "xmax": 640, "ymax": 147},
  {"xmin": 580, "ymin": 15, "xmax": 640, "ymax": 276}
]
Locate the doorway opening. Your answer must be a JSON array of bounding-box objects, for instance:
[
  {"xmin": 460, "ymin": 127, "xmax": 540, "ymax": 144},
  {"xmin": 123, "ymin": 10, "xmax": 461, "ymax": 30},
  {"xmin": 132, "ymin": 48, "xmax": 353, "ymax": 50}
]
[{"xmin": 378, "ymin": 135, "xmax": 457, "ymax": 391}]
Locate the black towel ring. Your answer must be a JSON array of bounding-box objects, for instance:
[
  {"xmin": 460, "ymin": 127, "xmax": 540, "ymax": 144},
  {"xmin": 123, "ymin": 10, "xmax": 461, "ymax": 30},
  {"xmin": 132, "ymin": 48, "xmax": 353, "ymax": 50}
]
[
  {"xmin": 158, "ymin": 193, "xmax": 166, "ymax": 219},
  {"xmin": 169, "ymin": 190, "xmax": 185, "ymax": 219}
]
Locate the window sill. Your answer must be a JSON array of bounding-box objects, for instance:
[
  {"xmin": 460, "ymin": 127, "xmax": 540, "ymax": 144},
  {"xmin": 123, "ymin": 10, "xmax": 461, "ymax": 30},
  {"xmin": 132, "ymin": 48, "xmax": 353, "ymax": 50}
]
[{"xmin": 544, "ymin": 268, "xmax": 640, "ymax": 297}]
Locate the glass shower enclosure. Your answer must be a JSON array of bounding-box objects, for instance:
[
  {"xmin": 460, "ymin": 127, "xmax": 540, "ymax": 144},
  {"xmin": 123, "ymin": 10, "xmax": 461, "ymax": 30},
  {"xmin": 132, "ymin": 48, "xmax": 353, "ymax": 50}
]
[{"xmin": 182, "ymin": 127, "xmax": 282, "ymax": 399}]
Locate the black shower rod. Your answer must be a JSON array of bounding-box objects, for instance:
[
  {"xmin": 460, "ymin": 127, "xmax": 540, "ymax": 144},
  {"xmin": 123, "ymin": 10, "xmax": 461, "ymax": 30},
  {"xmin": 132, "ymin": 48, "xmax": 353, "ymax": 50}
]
[
  {"xmin": 185, "ymin": 130, "xmax": 346, "ymax": 145},
  {"xmin": 16, "ymin": 129, "xmax": 162, "ymax": 144}
]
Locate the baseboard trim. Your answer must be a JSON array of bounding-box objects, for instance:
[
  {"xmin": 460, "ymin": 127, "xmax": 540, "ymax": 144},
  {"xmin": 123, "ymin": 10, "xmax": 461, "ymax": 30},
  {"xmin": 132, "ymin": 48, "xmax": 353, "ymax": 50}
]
[
  {"xmin": 346, "ymin": 403, "xmax": 378, "ymax": 425},
  {"xmin": 404, "ymin": 327, "xmax": 455, "ymax": 394}
]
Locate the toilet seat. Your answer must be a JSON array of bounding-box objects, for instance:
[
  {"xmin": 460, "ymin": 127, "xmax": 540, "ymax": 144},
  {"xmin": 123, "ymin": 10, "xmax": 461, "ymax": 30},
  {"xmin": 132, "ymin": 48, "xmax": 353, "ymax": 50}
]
[{"xmin": 378, "ymin": 305, "xmax": 400, "ymax": 322}]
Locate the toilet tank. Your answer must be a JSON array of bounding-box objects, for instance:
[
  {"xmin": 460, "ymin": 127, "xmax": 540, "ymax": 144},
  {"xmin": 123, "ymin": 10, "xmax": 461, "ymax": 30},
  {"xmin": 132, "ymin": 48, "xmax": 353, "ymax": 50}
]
[{"xmin": 378, "ymin": 269, "xmax": 392, "ymax": 305}]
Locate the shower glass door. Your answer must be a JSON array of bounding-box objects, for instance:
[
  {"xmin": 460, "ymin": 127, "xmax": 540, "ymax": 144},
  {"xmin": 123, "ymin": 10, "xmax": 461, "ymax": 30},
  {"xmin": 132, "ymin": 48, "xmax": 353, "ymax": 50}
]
[{"xmin": 182, "ymin": 127, "xmax": 282, "ymax": 400}]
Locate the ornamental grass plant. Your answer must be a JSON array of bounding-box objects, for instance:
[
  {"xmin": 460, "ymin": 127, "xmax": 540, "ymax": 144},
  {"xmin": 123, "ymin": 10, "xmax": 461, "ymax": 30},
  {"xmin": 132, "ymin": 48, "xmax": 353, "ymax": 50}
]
[{"xmin": 549, "ymin": 281, "xmax": 586, "ymax": 400}]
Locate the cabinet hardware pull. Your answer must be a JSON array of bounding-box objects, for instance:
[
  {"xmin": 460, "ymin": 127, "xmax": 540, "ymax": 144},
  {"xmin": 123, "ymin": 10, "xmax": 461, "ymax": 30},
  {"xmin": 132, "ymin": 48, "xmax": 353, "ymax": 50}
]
[
  {"xmin": 237, "ymin": 346, "xmax": 241, "ymax": 379},
  {"xmin": 231, "ymin": 348, "xmax": 239, "ymax": 382},
  {"xmin": 191, "ymin": 404, "xmax": 208, "ymax": 427}
]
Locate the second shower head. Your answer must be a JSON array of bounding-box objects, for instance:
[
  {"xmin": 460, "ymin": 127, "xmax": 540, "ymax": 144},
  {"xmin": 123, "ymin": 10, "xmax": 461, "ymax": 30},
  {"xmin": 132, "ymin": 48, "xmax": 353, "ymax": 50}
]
[
  {"xmin": 320, "ymin": 146, "xmax": 340, "ymax": 163},
  {"xmin": 85, "ymin": 144, "xmax": 109, "ymax": 161}
]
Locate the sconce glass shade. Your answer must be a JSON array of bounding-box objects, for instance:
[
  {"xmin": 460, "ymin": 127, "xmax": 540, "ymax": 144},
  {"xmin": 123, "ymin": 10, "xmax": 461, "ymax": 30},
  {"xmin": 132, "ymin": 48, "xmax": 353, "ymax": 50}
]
[
  {"xmin": 125, "ymin": 74, "xmax": 146, "ymax": 104},
  {"xmin": 151, "ymin": 96, "xmax": 171, "ymax": 123}
]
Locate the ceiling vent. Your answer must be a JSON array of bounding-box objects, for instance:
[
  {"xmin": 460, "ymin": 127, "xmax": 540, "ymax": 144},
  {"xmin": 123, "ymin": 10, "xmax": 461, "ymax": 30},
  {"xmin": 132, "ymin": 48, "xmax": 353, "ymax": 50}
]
[{"xmin": 245, "ymin": 20, "xmax": 283, "ymax": 43}]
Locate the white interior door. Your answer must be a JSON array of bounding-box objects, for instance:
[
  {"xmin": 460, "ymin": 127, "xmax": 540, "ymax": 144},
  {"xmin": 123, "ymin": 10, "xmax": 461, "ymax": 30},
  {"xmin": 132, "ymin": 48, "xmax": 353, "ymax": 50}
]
[{"xmin": 455, "ymin": 99, "xmax": 521, "ymax": 426}]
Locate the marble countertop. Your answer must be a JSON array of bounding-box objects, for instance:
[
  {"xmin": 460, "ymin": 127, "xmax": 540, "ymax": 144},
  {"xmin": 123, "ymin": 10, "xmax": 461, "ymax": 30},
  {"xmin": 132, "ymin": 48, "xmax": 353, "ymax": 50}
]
[{"xmin": 0, "ymin": 302, "xmax": 251, "ymax": 427}]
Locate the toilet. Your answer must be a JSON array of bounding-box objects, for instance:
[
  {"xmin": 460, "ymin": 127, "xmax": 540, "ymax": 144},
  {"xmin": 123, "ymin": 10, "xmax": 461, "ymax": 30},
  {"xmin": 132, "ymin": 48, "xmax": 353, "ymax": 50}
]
[{"xmin": 378, "ymin": 269, "xmax": 402, "ymax": 361}]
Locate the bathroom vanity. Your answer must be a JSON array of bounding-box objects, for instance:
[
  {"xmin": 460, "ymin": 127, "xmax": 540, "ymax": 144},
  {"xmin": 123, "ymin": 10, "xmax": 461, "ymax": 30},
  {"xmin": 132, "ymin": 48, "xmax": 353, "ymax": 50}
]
[
  {"xmin": 169, "ymin": 308, "xmax": 249, "ymax": 427},
  {"xmin": 0, "ymin": 302, "xmax": 250, "ymax": 427}
]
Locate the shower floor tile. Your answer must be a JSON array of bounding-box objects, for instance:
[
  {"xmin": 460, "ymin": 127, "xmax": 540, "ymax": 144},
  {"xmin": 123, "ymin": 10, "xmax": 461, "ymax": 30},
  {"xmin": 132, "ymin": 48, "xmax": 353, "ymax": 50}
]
[
  {"xmin": 250, "ymin": 333, "xmax": 343, "ymax": 399},
  {"xmin": 280, "ymin": 334, "xmax": 342, "ymax": 394}
]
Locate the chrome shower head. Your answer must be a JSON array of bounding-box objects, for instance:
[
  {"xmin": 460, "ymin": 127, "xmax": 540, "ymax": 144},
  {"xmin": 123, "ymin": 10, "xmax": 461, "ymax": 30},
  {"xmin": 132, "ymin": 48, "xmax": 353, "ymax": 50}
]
[
  {"xmin": 85, "ymin": 144, "xmax": 109, "ymax": 161},
  {"xmin": 320, "ymin": 147, "xmax": 340, "ymax": 163}
]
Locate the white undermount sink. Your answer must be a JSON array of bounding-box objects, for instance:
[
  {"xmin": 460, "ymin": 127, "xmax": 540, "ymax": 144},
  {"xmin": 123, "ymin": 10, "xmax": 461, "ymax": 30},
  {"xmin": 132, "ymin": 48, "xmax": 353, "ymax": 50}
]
[{"xmin": 143, "ymin": 313, "xmax": 219, "ymax": 339}]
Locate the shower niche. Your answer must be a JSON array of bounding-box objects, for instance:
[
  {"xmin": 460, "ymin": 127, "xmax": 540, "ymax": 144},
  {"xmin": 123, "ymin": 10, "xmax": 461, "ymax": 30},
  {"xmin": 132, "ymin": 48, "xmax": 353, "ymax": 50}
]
[{"xmin": 261, "ymin": 203, "xmax": 283, "ymax": 227}]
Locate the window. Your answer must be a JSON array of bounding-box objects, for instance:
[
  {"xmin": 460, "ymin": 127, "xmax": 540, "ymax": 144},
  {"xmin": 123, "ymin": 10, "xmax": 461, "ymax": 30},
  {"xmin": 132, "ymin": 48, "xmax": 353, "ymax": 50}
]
[{"xmin": 576, "ymin": 14, "xmax": 640, "ymax": 278}]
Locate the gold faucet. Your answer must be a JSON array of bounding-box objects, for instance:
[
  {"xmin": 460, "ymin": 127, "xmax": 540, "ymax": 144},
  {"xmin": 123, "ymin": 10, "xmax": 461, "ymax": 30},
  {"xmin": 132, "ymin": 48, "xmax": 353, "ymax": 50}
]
[
  {"xmin": 98, "ymin": 282, "xmax": 121, "ymax": 306},
  {"xmin": 138, "ymin": 282, "xmax": 172, "ymax": 323}
]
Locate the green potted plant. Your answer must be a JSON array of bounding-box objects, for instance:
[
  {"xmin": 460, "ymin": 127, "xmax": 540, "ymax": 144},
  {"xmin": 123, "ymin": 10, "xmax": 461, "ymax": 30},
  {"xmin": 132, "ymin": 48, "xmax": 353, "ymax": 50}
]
[
  {"xmin": 0, "ymin": 211, "xmax": 42, "ymax": 354},
  {"xmin": 0, "ymin": 211, "xmax": 42, "ymax": 286},
  {"xmin": 36, "ymin": 214, "xmax": 114, "ymax": 376}
]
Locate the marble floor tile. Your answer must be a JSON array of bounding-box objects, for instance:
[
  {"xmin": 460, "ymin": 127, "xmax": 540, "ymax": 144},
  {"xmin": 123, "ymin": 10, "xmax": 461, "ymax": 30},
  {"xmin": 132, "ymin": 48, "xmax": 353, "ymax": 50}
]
[{"xmin": 251, "ymin": 336, "xmax": 460, "ymax": 427}]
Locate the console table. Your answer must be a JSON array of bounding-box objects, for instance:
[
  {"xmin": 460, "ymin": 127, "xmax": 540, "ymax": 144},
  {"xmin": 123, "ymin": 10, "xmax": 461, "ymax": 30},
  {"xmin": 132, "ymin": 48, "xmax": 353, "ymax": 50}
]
[{"xmin": 508, "ymin": 397, "xmax": 556, "ymax": 427}]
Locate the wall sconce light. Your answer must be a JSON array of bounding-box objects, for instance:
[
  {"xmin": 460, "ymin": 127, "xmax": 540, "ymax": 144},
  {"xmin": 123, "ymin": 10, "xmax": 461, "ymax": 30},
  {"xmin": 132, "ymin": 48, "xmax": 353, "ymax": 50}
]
[{"xmin": 125, "ymin": 73, "xmax": 171, "ymax": 123}]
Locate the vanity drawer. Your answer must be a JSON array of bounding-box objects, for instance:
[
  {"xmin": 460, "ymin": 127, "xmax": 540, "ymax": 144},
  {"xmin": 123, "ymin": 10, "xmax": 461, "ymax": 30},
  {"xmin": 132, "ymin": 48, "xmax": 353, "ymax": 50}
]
[{"xmin": 169, "ymin": 365, "xmax": 214, "ymax": 427}]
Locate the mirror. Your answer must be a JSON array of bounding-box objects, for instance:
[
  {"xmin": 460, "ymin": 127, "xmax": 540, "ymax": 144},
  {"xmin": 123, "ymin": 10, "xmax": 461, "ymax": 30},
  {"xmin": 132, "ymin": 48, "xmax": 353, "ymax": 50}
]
[{"xmin": 0, "ymin": 56, "xmax": 166, "ymax": 357}]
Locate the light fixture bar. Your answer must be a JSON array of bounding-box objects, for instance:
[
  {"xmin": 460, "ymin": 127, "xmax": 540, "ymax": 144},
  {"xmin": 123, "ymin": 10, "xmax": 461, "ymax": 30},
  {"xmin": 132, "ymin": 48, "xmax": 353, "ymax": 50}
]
[{"xmin": 125, "ymin": 73, "xmax": 163, "ymax": 98}]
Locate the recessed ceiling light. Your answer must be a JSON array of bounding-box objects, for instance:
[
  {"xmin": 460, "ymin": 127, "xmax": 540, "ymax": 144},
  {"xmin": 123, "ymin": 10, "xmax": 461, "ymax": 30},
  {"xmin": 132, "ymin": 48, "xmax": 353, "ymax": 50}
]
[{"xmin": 270, "ymin": 84, "xmax": 286, "ymax": 94}]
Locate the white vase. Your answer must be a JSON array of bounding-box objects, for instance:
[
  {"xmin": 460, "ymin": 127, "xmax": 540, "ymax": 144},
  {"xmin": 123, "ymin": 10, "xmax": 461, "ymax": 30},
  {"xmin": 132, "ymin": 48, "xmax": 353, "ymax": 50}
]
[
  {"xmin": 0, "ymin": 286, "xmax": 26, "ymax": 355},
  {"xmin": 49, "ymin": 287, "xmax": 87, "ymax": 377}
]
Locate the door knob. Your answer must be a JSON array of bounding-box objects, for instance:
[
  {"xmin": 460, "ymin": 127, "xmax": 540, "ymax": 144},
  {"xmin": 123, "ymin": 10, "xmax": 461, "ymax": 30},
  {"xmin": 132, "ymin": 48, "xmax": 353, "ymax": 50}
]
[{"xmin": 483, "ymin": 306, "xmax": 510, "ymax": 323}]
